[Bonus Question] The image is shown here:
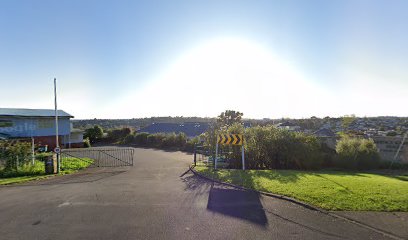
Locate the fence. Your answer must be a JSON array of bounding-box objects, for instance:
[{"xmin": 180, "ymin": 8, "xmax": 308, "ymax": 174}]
[{"xmin": 61, "ymin": 147, "xmax": 134, "ymax": 168}]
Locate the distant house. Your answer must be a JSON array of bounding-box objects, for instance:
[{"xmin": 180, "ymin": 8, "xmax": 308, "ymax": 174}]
[
  {"xmin": 0, "ymin": 108, "xmax": 83, "ymax": 149},
  {"xmin": 139, "ymin": 122, "xmax": 210, "ymax": 138},
  {"xmin": 276, "ymin": 121, "xmax": 301, "ymax": 131},
  {"xmin": 314, "ymin": 128, "xmax": 336, "ymax": 137}
]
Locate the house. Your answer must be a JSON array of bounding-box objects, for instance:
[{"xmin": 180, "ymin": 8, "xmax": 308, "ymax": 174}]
[
  {"xmin": 0, "ymin": 108, "xmax": 83, "ymax": 149},
  {"xmin": 276, "ymin": 121, "xmax": 301, "ymax": 131},
  {"xmin": 139, "ymin": 122, "xmax": 210, "ymax": 138},
  {"xmin": 313, "ymin": 128, "xmax": 336, "ymax": 137}
]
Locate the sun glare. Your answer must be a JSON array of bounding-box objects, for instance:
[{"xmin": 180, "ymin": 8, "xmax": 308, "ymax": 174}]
[{"xmin": 120, "ymin": 37, "xmax": 330, "ymax": 118}]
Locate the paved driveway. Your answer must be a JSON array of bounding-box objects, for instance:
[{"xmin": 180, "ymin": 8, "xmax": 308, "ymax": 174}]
[{"xmin": 0, "ymin": 148, "xmax": 398, "ymax": 240}]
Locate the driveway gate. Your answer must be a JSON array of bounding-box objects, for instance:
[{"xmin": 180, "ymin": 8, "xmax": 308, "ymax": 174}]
[{"xmin": 60, "ymin": 147, "xmax": 134, "ymax": 170}]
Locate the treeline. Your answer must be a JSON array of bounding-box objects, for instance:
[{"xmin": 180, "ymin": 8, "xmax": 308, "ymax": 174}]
[
  {"xmin": 205, "ymin": 123, "xmax": 389, "ymax": 170},
  {"xmin": 82, "ymin": 108, "xmax": 407, "ymax": 171},
  {"xmin": 84, "ymin": 126, "xmax": 200, "ymax": 152}
]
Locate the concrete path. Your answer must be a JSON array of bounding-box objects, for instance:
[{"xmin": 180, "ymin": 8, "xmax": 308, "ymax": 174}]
[{"xmin": 0, "ymin": 148, "xmax": 405, "ymax": 240}]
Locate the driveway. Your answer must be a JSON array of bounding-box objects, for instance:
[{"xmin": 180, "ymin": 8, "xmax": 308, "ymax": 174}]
[{"xmin": 0, "ymin": 148, "xmax": 401, "ymax": 239}]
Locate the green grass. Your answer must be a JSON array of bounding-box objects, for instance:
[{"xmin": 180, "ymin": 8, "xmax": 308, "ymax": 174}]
[
  {"xmin": 60, "ymin": 157, "xmax": 94, "ymax": 174},
  {"xmin": 0, "ymin": 157, "xmax": 94, "ymax": 185},
  {"xmin": 0, "ymin": 175, "xmax": 50, "ymax": 185},
  {"xmin": 195, "ymin": 166, "xmax": 408, "ymax": 211}
]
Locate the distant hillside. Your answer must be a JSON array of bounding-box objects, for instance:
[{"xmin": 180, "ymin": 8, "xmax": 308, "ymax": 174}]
[{"xmin": 72, "ymin": 117, "xmax": 216, "ymax": 130}]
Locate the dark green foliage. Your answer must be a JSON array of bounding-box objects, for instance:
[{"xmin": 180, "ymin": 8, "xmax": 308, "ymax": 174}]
[
  {"xmin": 84, "ymin": 125, "xmax": 104, "ymax": 143},
  {"xmin": 0, "ymin": 140, "xmax": 32, "ymax": 172},
  {"xmin": 107, "ymin": 127, "xmax": 132, "ymax": 143},
  {"xmin": 83, "ymin": 138, "xmax": 91, "ymax": 148},
  {"xmin": 134, "ymin": 132, "xmax": 149, "ymax": 145},
  {"xmin": 335, "ymin": 136, "xmax": 380, "ymax": 170},
  {"xmin": 243, "ymin": 126, "xmax": 323, "ymax": 170}
]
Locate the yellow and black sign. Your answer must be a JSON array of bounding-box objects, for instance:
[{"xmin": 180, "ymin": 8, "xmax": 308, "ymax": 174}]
[{"xmin": 217, "ymin": 134, "xmax": 244, "ymax": 145}]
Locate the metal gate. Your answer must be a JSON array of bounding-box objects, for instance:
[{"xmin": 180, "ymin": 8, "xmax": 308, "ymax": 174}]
[{"xmin": 60, "ymin": 147, "xmax": 134, "ymax": 170}]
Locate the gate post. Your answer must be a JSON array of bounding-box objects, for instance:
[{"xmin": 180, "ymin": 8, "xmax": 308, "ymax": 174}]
[
  {"xmin": 98, "ymin": 150, "xmax": 100, "ymax": 167},
  {"xmin": 193, "ymin": 144, "xmax": 197, "ymax": 167}
]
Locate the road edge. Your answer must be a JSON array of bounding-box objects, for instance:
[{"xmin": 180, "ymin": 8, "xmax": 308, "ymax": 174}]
[{"xmin": 188, "ymin": 166, "xmax": 404, "ymax": 240}]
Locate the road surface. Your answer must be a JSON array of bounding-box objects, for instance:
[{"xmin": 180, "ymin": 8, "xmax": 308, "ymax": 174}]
[{"xmin": 0, "ymin": 148, "xmax": 397, "ymax": 240}]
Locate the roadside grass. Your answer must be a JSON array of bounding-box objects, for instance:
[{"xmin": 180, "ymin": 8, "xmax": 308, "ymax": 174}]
[
  {"xmin": 195, "ymin": 166, "xmax": 408, "ymax": 211},
  {"xmin": 0, "ymin": 175, "xmax": 50, "ymax": 185},
  {"xmin": 0, "ymin": 157, "xmax": 94, "ymax": 185},
  {"xmin": 60, "ymin": 157, "xmax": 94, "ymax": 174}
]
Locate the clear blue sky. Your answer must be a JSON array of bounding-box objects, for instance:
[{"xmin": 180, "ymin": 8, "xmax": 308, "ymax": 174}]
[{"xmin": 1, "ymin": 0, "xmax": 407, "ymax": 119}]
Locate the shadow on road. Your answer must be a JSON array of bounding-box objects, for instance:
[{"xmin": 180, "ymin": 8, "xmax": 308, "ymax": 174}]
[
  {"xmin": 207, "ymin": 183, "xmax": 268, "ymax": 226},
  {"xmin": 181, "ymin": 173, "xmax": 267, "ymax": 226}
]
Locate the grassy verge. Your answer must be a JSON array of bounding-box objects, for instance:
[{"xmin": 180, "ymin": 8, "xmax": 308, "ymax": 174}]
[
  {"xmin": 0, "ymin": 157, "xmax": 94, "ymax": 185},
  {"xmin": 195, "ymin": 166, "xmax": 408, "ymax": 211},
  {"xmin": 0, "ymin": 175, "xmax": 51, "ymax": 185}
]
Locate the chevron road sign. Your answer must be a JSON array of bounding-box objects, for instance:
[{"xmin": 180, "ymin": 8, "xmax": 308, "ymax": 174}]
[
  {"xmin": 215, "ymin": 134, "xmax": 245, "ymax": 170},
  {"xmin": 217, "ymin": 134, "xmax": 244, "ymax": 145}
]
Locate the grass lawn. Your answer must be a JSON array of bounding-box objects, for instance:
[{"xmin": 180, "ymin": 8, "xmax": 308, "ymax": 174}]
[
  {"xmin": 0, "ymin": 157, "xmax": 94, "ymax": 185},
  {"xmin": 195, "ymin": 166, "xmax": 408, "ymax": 211}
]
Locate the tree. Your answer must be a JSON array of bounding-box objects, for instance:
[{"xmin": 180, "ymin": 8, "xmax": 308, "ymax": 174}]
[
  {"xmin": 335, "ymin": 136, "xmax": 380, "ymax": 170},
  {"xmin": 217, "ymin": 110, "xmax": 243, "ymax": 128},
  {"xmin": 341, "ymin": 115, "xmax": 356, "ymax": 131},
  {"xmin": 84, "ymin": 125, "xmax": 104, "ymax": 143}
]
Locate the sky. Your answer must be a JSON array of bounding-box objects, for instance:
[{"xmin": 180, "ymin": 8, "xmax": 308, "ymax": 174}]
[{"xmin": 0, "ymin": 0, "xmax": 407, "ymax": 119}]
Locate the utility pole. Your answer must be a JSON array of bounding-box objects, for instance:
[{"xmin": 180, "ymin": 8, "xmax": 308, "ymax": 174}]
[
  {"xmin": 54, "ymin": 78, "xmax": 60, "ymax": 173},
  {"xmin": 391, "ymin": 132, "xmax": 407, "ymax": 168}
]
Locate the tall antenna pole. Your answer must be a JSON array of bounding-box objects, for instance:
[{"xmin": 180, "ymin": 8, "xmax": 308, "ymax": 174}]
[{"xmin": 54, "ymin": 78, "xmax": 60, "ymax": 173}]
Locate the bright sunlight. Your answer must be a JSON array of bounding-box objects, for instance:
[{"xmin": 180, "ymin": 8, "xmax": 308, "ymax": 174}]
[{"xmin": 117, "ymin": 37, "xmax": 331, "ymax": 118}]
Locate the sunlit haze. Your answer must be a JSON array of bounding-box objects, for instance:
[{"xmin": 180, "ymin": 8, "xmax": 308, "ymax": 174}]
[{"xmin": 1, "ymin": 1, "xmax": 407, "ymax": 119}]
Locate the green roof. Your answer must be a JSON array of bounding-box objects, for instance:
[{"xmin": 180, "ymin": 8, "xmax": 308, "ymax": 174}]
[{"xmin": 0, "ymin": 108, "xmax": 73, "ymax": 118}]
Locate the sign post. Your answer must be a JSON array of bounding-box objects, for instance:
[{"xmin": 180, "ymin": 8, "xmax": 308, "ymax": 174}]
[
  {"xmin": 54, "ymin": 78, "xmax": 60, "ymax": 174},
  {"xmin": 215, "ymin": 134, "xmax": 244, "ymax": 170}
]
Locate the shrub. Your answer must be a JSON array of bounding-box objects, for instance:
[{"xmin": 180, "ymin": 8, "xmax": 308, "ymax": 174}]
[
  {"xmin": 106, "ymin": 127, "xmax": 132, "ymax": 143},
  {"xmin": 134, "ymin": 132, "xmax": 149, "ymax": 145},
  {"xmin": 161, "ymin": 133, "xmax": 177, "ymax": 148},
  {"xmin": 0, "ymin": 140, "xmax": 32, "ymax": 171},
  {"xmin": 335, "ymin": 136, "xmax": 380, "ymax": 170},
  {"xmin": 84, "ymin": 125, "xmax": 103, "ymax": 143},
  {"xmin": 123, "ymin": 134, "xmax": 135, "ymax": 144},
  {"xmin": 218, "ymin": 125, "xmax": 324, "ymax": 170},
  {"xmin": 83, "ymin": 138, "xmax": 91, "ymax": 148}
]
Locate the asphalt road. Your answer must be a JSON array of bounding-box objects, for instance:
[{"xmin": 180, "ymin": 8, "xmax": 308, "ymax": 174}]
[{"xmin": 0, "ymin": 148, "xmax": 397, "ymax": 240}]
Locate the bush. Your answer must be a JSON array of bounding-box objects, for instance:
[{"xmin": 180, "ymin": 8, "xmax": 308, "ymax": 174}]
[
  {"xmin": 335, "ymin": 136, "xmax": 380, "ymax": 170},
  {"xmin": 123, "ymin": 134, "xmax": 135, "ymax": 144},
  {"xmin": 106, "ymin": 127, "xmax": 132, "ymax": 143},
  {"xmin": 84, "ymin": 125, "xmax": 103, "ymax": 143},
  {"xmin": 184, "ymin": 136, "xmax": 201, "ymax": 152},
  {"xmin": 244, "ymin": 126, "xmax": 323, "ymax": 170},
  {"xmin": 0, "ymin": 140, "xmax": 32, "ymax": 171},
  {"xmin": 134, "ymin": 132, "xmax": 149, "ymax": 145},
  {"xmin": 83, "ymin": 138, "xmax": 91, "ymax": 148}
]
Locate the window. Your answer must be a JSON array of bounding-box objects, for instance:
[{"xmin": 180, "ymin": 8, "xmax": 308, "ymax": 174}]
[
  {"xmin": 38, "ymin": 119, "xmax": 53, "ymax": 129},
  {"xmin": 0, "ymin": 120, "xmax": 13, "ymax": 127}
]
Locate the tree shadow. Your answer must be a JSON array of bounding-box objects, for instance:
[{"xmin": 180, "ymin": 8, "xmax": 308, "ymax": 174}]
[
  {"xmin": 181, "ymin": 173, "xmax": 267, "ymax": 226},
  {"xmin": 207, "ymin": 183, "xmax": 268, "ymax": 226}
]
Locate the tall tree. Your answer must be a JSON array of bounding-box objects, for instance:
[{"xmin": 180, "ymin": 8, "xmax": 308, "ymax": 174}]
[
  {"xmin": 217, "ymin": 110, "xmax": 243, "ymax": 128},
  {"xmin": 84, "ymin": 125, "xmax": 104, "ymax": 143}
]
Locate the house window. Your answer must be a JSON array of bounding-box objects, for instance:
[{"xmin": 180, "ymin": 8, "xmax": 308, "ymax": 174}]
[
  {"xmin": 0, "ymin": 120, "xmax": 13, "ymax": 127},
  {"xmin": 38, "ymin": 119, "xmax": 53, "ymax": 129}
]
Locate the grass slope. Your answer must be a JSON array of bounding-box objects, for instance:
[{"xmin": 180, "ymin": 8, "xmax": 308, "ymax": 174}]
[{"xmin": 195, "ymin": 166, "xmax": 408, "ymax": 211}]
